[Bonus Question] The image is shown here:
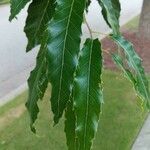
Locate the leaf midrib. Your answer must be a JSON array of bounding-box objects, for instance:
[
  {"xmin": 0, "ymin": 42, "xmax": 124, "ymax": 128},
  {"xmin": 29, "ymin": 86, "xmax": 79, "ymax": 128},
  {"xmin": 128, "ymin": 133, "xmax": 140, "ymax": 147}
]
[
  {"xmin": 32, "ymin": 0, "xmax": 50, "ymax": 42},
  {"xmin": 57, "ymin": 0, "xmax": 75, "ymax": 117},
  {"xmin": 83, "ymin": 40, "xmax": 93, "ymax": 149},
  {"xmin": 11, "ymin": 0, "xmax": 29, "ymax": 18},
  {"xmin": 116, "ymin": 37, "xmax": 149, "ymax": 100},
  {"xmin": 29, "ymin": 55, "xmax": 45, "ymax": 109}
]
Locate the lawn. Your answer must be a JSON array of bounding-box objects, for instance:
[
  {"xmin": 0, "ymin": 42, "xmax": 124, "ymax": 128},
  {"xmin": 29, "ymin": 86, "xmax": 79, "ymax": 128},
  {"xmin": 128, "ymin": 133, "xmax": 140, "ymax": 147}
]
[
  {"xmin": 0, "ymin": 70, "xmax": 148, "ymax": 150},
  {"xmin": 0, "ymin": 0, "xmax": 9, "ymax": 5},
  {"xmin": 122, "ymin": 16, "xmax": 140, "ymax": 31}
]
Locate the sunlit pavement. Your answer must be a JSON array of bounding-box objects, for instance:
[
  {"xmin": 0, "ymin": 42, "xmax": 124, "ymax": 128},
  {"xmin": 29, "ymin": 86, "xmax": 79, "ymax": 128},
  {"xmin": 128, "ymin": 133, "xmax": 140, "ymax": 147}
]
[{"xmin": 0, "ymin": 0, "xmax": 143, "ymax": 105}]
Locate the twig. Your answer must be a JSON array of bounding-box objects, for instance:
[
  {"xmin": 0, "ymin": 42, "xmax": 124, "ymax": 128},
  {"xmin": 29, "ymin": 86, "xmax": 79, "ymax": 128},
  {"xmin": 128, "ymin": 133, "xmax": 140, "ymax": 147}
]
[
  {"xmin": 84, "ymin": 14, "xmax": 93, "ymax": 39},
  {"xmin": 91, "ymin": 31, "xmax": 108, "ymax": 36}
]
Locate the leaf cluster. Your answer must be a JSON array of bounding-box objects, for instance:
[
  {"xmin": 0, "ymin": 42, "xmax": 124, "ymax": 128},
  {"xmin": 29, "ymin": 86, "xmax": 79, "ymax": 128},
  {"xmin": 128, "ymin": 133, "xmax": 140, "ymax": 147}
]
[{"xmin": 9, "ymin": 0, "xmax": 150, "ymax": 149}]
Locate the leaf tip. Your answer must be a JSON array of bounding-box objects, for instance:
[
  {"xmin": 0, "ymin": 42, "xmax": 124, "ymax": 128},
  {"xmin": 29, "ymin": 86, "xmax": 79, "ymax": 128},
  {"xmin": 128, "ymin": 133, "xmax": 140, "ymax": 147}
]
[
  {"xmin": 30, "ymin": 124, "xmax": 36, "ymax": 134},
  {"xmin": 53, "ymin": 116, "xmax": 59, "ymax": 126},
  {"xmin": 8, "ymin": 16, "xmax": 14, "ymax": 22}
]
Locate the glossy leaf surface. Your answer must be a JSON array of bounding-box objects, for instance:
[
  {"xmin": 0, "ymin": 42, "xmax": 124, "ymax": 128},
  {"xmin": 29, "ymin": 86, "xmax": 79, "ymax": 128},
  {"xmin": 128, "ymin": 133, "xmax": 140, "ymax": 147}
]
[
  {"xmin": 47, "ymin": 0, "xmax": 86, "ymax": 124},
  {"xmin": 74, "ymin": 39, "xmax": 103, "ymax": 150}
]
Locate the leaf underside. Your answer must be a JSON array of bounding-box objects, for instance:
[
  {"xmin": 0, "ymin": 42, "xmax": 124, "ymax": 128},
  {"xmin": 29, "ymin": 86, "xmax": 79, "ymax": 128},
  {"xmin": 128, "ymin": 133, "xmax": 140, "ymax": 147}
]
[
  {"xmin": 97, "ymin": 0, "xmax": 120, "ymax": 35},
  {"xmin": 111, "ymin": 35, "xmax": 150, "ymax": 108}
]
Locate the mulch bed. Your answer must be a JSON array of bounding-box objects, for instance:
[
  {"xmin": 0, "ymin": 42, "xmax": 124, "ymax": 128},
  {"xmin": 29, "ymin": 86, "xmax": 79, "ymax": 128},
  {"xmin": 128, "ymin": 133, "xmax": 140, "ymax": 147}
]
[{"xmin": 102, "ymin": 31, "xmax": 150, "ymax": 72}]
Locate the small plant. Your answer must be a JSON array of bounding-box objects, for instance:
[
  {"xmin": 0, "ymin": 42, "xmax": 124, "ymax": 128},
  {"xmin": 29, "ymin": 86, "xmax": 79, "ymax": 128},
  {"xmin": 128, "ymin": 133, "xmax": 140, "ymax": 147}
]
[{"xmin": 9, "ymin": 0, "xmax": 150, "ymax": 149}]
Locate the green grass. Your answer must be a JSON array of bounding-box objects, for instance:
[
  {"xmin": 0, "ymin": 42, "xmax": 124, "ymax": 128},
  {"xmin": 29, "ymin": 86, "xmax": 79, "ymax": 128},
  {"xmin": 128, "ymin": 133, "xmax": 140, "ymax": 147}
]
[
  {"xmin": 0, "ymin": 0, "xmax": 9, "ymax": 5},
  {"xmin": 0, "ymin": 92, "xmax": 27, "ymax": 116},
  {"xmin": 0, "ymin": 70, "xmax": 148, "ymax": 150},
  {"xmin": 122, "ymin": 16, "xmax": 140, "ymax": 31}
]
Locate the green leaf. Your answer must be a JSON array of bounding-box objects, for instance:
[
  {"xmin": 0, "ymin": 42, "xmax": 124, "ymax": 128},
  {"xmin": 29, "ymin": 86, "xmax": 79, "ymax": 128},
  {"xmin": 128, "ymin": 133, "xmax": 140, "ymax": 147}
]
[
  {"xmin": 86, "ymin": 0, "xmax": 91, "ymax": 12},
  {"xmin": 74, "ymin": 39, "xmax": 103, "ymax": 150},
  {"xmin": 112, "ymin": 53, "xmax": 136, "ymax": 85},
  {"xmin": 47, "ymin": 0, "xmax": 86, "ymax": 124},
  {"xmin": 111, "ymin": 0, "xmax": 121, "ymax": 19},
  {"xmin": 26, "ymin": 35, "xmax": 48, "ymax": 133},
  {"xmin": 9, "ymin": 0, "xmax": 31, "ymax": 21},
  {"xmin": 64, "ymin": 98, "xmax": 77, "ymax": 150},
  {"xmin": 111, "ymin": 35, "xmax": 150, "ymax": 108},
  {"xmin": 24, "ymin": 0, "xmax": 56, "ymax": 51},
  {"xmin": 97, "ymin": 0, "xmax": 121, "ymax": 35}
]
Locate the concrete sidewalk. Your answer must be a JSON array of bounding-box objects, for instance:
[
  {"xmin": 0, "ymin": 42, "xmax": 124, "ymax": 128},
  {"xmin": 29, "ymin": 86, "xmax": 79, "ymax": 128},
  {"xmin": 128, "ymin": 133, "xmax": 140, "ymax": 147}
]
[{"xmin": 132, "ymin": 114, "xmax": 150, "ymax": 150}]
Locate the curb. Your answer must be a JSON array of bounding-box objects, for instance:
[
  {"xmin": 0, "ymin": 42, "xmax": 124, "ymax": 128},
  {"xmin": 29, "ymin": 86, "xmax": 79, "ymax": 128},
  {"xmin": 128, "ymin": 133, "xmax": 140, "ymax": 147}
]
[{"xmin": 0, "ymin": 83, "xmax": 27, "ymax": 107}]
